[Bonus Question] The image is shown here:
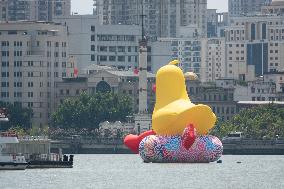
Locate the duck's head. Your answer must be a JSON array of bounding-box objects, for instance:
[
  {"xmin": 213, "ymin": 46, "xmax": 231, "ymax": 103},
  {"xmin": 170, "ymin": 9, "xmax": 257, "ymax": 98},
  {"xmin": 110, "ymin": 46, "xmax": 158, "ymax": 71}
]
[{"xmin": 152, "ymin": 60, "xmax": 216, "ymax": 136}]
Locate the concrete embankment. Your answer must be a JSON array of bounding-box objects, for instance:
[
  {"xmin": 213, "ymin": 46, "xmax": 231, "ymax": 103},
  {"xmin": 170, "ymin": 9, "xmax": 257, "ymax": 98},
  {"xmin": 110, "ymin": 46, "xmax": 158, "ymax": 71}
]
[{"xmin": 51, "ymin": 139, "xmax": 284, "ymax": 155}]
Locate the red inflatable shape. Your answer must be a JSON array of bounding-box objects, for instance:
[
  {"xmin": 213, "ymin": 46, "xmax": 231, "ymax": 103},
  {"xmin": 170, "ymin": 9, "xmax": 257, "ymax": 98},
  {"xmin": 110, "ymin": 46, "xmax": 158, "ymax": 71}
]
[
  {"xmin": 182, "ymin": 124, "xmax": 196, "ymax": 150},
  {"xmin": 152, "ymin": 84, "xmax": 156, "ymax": 93},
  {"xmin": 124, "ymin": 130, "xmax": 156, "ymax": 154}
]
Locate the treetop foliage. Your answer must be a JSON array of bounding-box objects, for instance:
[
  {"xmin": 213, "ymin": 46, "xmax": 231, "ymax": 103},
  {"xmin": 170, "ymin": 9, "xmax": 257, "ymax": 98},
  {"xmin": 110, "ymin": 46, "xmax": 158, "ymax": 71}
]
[
  {"xmin": 211, "ymin": 104, "xmax": 284, "ymax": 139},
  {"xmin": 51, "ymin": 92, "xmax": 133, "ymax": 129}
]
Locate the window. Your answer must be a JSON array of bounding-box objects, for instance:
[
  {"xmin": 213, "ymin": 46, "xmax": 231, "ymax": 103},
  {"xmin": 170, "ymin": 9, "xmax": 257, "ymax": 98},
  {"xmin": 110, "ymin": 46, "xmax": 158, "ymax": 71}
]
[
  {"xmin": 91, "ymin": 35, "xmax": 95, "ymax": 41},
  {"xmin": 99, "ymin": 56, "xmax": 107, "ymax": 61},
  {"xmin": 91, "ymin": 45, "xmax": 95, "ymax": 51},
  {"xmin": 251, "ymin": 23, "xmax": 256, "ymax": 40},
  {"xmin": 91, "ymin": 55, "xmax": 95, "ymax": 61},
  {"xmin": 262, "ymin": 23, "xmax": 266, "ymax": 39},
  {"xmin": 117, "ymin": 46, "xmax": 125, "ymax": 52},
  {"xmin": 99, "ymin": 46, "xmax": 107, "ymax": 52},
  {"xmin": 91, "ymin": 26, "xmax": 95, "ymax": 32},
  {"xmin": 118, "ymin": 56, "xmax": 125, "ymax": 62},
  {"xmin": 109, "ymin": 46, "xmax": 116, "ymax": 52},
  {"xmin": 109, "ymin": 56, "xmax": 116, "ymax": 61}
]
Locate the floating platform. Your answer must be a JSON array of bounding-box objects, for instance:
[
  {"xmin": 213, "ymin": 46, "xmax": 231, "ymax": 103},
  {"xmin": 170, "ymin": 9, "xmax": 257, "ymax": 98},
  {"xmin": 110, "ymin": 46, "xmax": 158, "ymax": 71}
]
[{"xmin": 27, "ymin": 160, "xmax": 73, "ymax": 169}]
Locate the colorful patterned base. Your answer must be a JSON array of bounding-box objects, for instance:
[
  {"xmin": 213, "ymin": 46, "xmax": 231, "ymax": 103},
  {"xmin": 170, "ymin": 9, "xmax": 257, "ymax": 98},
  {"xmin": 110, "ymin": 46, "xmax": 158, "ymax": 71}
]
[{"xmin": 139, "ymin": 135, "xmax": 223, "ymax": 163}]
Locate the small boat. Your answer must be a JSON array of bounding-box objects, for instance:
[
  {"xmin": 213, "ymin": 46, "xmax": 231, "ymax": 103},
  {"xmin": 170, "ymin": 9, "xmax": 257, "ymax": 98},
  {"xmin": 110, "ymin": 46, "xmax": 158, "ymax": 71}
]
[{"xmin": 0, "ymin": 132, "xmax": 28, "ymax": 170}]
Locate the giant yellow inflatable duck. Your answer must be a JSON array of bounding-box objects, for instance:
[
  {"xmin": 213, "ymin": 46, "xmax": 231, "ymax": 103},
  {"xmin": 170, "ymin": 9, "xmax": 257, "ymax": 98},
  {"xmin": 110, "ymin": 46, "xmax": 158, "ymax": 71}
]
[
  {"xmin": 152, "ymin": 60, "xmax": 216, "ymax": 136},
  {"xmin": 124, "ymin": 60, "xmax": 223, "ymax": 163}
]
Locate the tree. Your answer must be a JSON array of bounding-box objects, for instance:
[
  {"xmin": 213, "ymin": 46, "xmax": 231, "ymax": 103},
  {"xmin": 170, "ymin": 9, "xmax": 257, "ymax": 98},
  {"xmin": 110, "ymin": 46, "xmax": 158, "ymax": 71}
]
[
  {"xmin": 0, "ymin": 102, "xmax": 33, "ymax": 131},
  {"xmin": 210, "ymin": 104, "xmax": 284, "ymax": 139},
  {"xmin": 51, "ymin": 92, "xmax": 133, "ymax": 129}
]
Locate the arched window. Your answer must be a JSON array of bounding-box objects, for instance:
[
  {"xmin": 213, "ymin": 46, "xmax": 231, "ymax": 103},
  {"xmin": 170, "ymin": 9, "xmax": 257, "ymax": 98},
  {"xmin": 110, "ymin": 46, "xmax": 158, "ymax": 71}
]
[{"xmin": 96, "ymin": 81, "xmax": 111, "ymax": 93}]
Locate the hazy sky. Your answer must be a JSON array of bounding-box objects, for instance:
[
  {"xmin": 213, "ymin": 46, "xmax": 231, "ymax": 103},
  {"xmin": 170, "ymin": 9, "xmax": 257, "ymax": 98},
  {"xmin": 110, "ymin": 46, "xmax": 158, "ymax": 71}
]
[{"xmin": 71, "ymin": 0, "xmax": 228, "ymax": 15}]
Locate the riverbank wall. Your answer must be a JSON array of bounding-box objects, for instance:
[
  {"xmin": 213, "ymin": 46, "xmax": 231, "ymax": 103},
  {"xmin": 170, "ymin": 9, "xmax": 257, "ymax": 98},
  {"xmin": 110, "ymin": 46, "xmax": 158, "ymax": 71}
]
[{"xmin": 51, "ymin": 139, "xmax": 284, "ymax": 155}]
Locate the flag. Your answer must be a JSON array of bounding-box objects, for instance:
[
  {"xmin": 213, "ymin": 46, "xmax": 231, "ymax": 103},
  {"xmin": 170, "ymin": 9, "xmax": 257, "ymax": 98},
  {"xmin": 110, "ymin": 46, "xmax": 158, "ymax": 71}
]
[
  {"xmin": 134, "ymin": 68, "xmax": 139, "ymax": 75},
  {"xmin": 74, "ymin": 68, "xmax": 79, "ymax": 77}
]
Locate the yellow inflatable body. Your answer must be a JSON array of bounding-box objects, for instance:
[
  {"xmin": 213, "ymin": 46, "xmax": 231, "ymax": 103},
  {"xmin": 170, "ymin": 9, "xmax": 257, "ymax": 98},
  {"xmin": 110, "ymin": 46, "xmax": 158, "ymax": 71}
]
[{"xmin": 152, "ymin": 60, "xmax": 216, "ymax": 136}]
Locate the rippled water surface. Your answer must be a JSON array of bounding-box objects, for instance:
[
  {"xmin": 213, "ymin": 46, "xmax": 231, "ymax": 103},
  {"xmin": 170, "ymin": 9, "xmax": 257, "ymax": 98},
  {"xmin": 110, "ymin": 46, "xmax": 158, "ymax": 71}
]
[{"xmin": 1, "ymin": 155, "xmax": 284, "ymax": 189}]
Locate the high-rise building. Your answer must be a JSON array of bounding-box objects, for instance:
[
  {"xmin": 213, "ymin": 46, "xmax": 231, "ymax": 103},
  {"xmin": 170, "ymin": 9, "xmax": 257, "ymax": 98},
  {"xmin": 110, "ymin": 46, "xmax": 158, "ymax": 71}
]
[
  {"xmin": 228, "ymin": 0, "xmax": 272, "ymax": 18},
  {"xmin": 54, "ymin": 15, "xmax": 143, "ymax": 72},
  {"xmin": 157, "ymin": 37, "xmax": 206, "ymax": 77},
  {"xmin": 0, "ymin": 0, "xmax": 71, "ymax": 22},
  {"xmin": 94, "ymin": 0, "xmax": 207, "ymax": 38},
  {"xmin": 207, "ymin": 10, "xmax": 229, "ymax": 38},
  {"xmin": 225, "ymin": 13, "xmax": 284, "ymax": 81},
  {"xmin": 205, "ymin": 38, "xmax": 226, "ymax": 82},
  {"xmin": 0, "ymin": 22, "xmax": 70, "ymax": 126}
]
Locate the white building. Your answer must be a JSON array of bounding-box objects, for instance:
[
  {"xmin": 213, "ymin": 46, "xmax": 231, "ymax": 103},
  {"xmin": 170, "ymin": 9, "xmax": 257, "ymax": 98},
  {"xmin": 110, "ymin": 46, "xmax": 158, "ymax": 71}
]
[
  {"xmin": 264, "ymin": 72, "xmax": 284, "ymax": 93},
  {"xmin": 54, "ymin": 15, "xmax": 143, "ymax": 72},
  {"xmin": 0, "ymin": 0, "xmax": 71, "ymax": 22},
  {"xmin": 0, "ymin": 21, "xmax": 71, "ymax": 126},
  {"xmin": 234, "ymin": 79, "xmax": 277, "ymax": 101}
]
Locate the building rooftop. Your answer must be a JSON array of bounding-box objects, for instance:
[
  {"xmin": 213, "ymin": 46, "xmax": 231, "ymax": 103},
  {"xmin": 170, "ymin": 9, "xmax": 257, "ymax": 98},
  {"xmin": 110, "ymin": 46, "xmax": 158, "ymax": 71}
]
[
  {"xmin": 107, "ymin": 70, "xmax": 156, "ymax": 78},
  {"xmin": 238, "ymin": 101, "xmax": 284, "ymax": 105},
  {"xmin": 271, "ymin": 0, "xmax": 284, "ymax": 6}
]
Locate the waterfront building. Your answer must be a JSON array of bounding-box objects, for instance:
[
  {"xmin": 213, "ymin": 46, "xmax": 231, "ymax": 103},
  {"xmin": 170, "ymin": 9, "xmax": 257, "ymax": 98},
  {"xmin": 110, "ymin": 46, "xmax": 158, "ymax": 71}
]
[
  {"xmin": 234, "ymin": 79, "xmax": 278, "ymax": 101},
  {"xmin": 0, "ymin": 21, "xmax": 70, "ymax": 126},
  {"xmin": 228, "ymin": 0, "xmax": 271, "ymax": 18},
  {"xmin": 55, "ymin": 65, "xmax": 156, "ymax": 115},
  {"xmin": 94, "ymin": 0, "xmax": 207, "ymax": 38},
  {"xmin": 225, "ymin": 13, "xmax": 284, "ymax": 81},
  {"xmin": 186, "ymin": 80, "xmax": 237, "ymax": 121},
  {"xmin": 0, "ymin": 0, "xmax": 71, "ymax": 22}
]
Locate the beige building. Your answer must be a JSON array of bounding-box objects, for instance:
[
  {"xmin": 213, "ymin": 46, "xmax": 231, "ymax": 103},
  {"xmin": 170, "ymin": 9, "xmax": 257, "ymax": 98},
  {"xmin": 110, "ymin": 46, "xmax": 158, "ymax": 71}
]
[
  {"xmin": 0, "ymin": 21, "xmax": 70, "ymax": 127},
  {"xmin": 0, "ymin": 0, "xmax": 71, "ymax": 22},
  {"xmin": 225, "ymin": 13, "xmax": 284, "ymax": 81},
  {"xmin": 206, "ymin": 38, "xmax": 226, "ymax": 82}
]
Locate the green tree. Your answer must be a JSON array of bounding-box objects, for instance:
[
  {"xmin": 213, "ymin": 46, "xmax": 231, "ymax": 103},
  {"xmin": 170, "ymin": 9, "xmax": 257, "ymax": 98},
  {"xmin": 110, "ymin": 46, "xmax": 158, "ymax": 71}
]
[
  {"xmin": 51, "ymin": 92, "xmax": 133, "ymax": 129},
  {"xmin": 210, "ymin": 104, "xmax": 284, "ymax": 139},
  {"xmin": 0, "ymin": 102, "xmax": 33, "ymax": 131}
]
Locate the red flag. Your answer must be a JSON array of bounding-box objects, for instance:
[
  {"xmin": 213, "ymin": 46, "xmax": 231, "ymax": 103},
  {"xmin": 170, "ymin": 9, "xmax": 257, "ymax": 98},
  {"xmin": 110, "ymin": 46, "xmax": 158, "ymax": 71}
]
[
  {"xmin": 134, "ymin": 68, "xmax": 139, "ymax": 75},
  {"xmin": 152, "ymin": 84, "xmax": 156, "ymax": 93},
  {"xmin": 74, "ymin": 68, "xmax": 78, "ymax": 77}
]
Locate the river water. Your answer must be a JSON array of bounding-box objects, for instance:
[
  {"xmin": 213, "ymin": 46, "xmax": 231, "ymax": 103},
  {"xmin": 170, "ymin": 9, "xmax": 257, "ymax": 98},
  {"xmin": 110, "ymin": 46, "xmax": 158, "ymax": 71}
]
[{"xmin": 0, "ymin": 155, "xmax": 284, "ymax": 189}]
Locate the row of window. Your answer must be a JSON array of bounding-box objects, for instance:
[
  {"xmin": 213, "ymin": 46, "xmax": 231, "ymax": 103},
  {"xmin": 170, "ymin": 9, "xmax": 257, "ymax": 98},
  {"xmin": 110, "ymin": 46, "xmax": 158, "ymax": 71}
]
[
  {"xmin": 212, "ymin": 106, "xmax": 235, "ymax": 115},
  {"xmin": 251, "ymin": 97, "xmax": 280, "ymax": 101},
  {"xmin": 1, "ymin": 61, "xmax": 67, "ymax": 68},
  {"xmin": 95, "ymin": 46, "xmax": 138, "ymax": 53}
]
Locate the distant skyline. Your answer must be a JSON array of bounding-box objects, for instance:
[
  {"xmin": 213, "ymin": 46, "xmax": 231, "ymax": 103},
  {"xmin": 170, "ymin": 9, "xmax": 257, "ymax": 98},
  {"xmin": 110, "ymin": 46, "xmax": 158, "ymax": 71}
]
[{"xmin": 71, "ymin": 0, "xmax": 228, "ymax": 15}]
